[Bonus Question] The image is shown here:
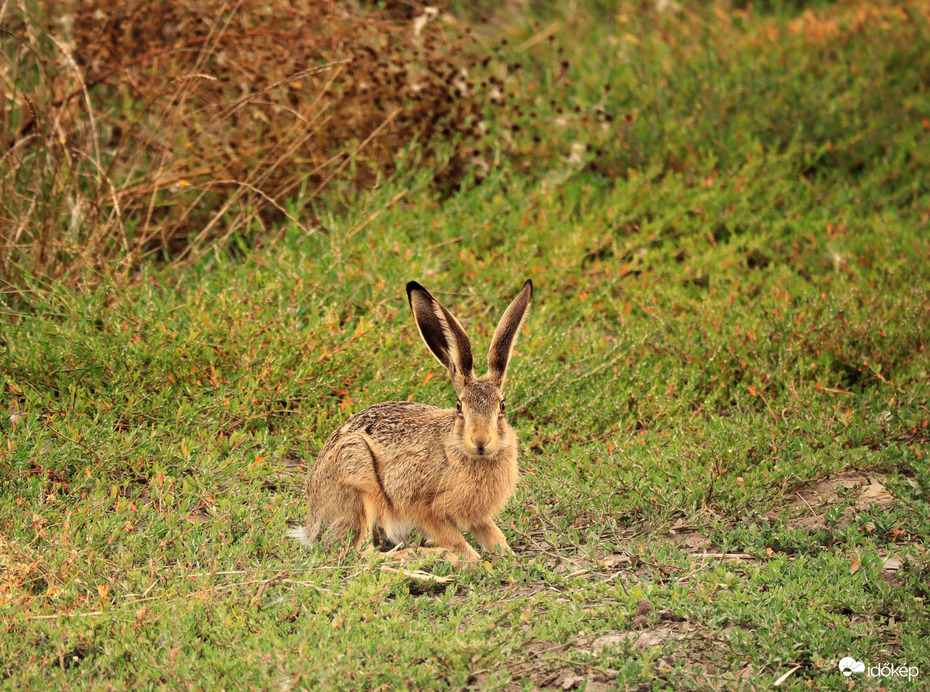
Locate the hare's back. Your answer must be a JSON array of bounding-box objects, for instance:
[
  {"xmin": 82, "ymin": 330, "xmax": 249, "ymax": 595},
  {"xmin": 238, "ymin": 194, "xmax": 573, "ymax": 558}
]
[{"xmin": 342, "ymin": 401, "xmax": 451, "ymax": 446}]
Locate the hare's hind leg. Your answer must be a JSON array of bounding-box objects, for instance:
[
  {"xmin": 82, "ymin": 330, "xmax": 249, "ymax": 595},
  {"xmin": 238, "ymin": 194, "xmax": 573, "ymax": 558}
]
[{"xmin": 304, "ymin": 482, "xmax": 367, "ymax": 548}]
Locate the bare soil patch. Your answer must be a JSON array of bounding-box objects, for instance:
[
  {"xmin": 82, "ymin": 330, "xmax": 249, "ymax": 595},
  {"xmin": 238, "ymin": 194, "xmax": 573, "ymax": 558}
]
[{"xmin": 782, "ymin": 470, "xmax": 896, "ymax": 529}]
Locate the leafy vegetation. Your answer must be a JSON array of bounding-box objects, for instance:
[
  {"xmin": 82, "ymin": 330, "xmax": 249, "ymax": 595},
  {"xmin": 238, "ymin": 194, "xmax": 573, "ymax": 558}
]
[{"xmin": 2, "ymin": 0, "xmax": 929, "ymax": 689}]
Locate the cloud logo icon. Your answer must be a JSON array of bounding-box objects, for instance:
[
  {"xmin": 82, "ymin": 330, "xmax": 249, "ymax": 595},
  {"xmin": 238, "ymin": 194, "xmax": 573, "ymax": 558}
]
[{"xmin": 838, "ymin": 657, "xmax": 865, "ymax": 676}]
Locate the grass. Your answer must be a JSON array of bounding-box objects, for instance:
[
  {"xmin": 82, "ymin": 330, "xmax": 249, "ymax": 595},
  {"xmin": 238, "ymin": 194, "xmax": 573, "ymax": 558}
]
[
  {"xmin": 0, "ymin": 0, "xmax": 521, "ymax": 284},
  {"xmin": 2, "ymin": 1, "xmax": 930, "ymax": 689}
]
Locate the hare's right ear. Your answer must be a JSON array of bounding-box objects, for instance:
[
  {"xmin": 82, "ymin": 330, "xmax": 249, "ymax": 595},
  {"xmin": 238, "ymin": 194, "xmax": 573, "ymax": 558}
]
[{"xmin": 406, "ymin": 282, "xmax": 475, "ymax": 394}]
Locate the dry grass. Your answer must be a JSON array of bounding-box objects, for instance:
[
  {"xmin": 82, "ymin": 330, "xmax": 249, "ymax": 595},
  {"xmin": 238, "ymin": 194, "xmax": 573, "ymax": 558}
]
[{"xmin": 0, "ymin": 0, "xmax": 519, "ymax": 286}]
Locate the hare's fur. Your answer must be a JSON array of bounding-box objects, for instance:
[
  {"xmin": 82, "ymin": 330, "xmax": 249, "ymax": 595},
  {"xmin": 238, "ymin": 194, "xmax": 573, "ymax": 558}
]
[{"xmin": 291, "ymin": 280, "xmax": 532, "ymax": 562}]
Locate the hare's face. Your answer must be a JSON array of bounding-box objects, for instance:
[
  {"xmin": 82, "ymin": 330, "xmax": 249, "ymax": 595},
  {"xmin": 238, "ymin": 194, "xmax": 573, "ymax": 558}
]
[
  {"xmin": 456, "ymin": 379, "xmax": 508, "ymax": 458},
  {"xmin": 407, "ymin": 278, "xmax": 531, "ymax": 459}
]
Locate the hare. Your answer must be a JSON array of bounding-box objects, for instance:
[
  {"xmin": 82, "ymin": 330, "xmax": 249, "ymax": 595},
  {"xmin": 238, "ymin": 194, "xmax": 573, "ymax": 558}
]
[{"xmin": 289, "ymin": 279, "xmax": 533, "ymax": 563}]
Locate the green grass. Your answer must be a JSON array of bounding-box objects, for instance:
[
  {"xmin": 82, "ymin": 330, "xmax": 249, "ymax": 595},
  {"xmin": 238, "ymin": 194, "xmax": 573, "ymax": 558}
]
[{"xmin": 3, "ymin": 1, "xmax": 930, "ymax": 689}]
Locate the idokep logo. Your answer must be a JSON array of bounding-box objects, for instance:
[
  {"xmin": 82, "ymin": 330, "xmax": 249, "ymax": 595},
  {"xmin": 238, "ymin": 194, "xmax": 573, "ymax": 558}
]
[
  {"xmin": 838, "ymin": 657, "xmax": 865, "ymax": 676},
  {"xmin": 837, "ymin": 657, "xmax": 920, "ymax": 681}
]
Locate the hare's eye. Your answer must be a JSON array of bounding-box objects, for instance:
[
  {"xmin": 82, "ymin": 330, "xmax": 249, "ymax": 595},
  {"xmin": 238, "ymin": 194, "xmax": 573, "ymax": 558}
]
[
  {"xmin": 456, "ymin": 399, "xmax": 462, "ymax": 413},
  {"xmin": 500, "ymin": 399, "xmax": 506, "ymax": 414}
]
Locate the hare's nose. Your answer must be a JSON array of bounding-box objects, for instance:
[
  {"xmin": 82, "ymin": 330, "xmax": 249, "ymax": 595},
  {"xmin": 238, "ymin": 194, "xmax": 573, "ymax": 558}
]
[{"xmin": 473, "ymin": 439, "xmax": 488, "ymax": 454}]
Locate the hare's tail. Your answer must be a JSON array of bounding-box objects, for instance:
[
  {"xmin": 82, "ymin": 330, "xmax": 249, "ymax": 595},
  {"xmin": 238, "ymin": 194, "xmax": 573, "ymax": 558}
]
[
  {"xmin": 287, "ymin": 525, "xmax": 309, "ymax": 545},
  {"xmin": 287, "ymin": 521, "xmax": 320, "ymax": 546}
]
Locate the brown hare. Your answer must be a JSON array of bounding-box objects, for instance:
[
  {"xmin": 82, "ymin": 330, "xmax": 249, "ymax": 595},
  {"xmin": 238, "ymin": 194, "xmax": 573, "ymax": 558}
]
[{"xmin": 290, "ymin": 280, "xmax": 533, "ymax": 562}]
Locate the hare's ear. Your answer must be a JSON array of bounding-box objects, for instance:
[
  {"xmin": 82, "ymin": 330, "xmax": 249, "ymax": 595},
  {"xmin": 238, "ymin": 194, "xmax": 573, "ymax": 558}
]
[
  {"xmin": 487, "ymin": 279, "xmax": 533, "ymax": 391},
  {"xmin": 406, "ymin": 282, "xmax": 475, "ymax": 393}
]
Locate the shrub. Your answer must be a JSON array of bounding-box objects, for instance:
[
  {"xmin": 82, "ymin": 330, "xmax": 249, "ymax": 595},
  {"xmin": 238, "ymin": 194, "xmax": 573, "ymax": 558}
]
[{"xmin": 0, "ymin": 0, "xmax": 515, "ymax": 285}]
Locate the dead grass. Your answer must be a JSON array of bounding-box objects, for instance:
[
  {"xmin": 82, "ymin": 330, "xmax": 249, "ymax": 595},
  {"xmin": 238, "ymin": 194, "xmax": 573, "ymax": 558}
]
[{"xmin": 0, "ymin": 0, "xmax": 519, "ymax": 286}]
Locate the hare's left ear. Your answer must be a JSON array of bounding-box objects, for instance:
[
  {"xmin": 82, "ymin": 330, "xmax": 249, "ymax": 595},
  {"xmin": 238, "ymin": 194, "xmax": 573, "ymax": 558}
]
[
  {"xmin": 407, "ymin": 281, "xmax": 475, "ymax": 394},
  {"xmin": 487, "ymin": 279, "xmax": 533, "ymax": 391}
]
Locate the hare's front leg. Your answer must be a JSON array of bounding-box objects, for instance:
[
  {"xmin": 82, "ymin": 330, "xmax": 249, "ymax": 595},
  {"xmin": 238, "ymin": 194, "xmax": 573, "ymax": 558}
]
[
  {"xmin": 418, "ymin": 516, "xmax": 480, "ymax": 562},
  {"xmin": 470, "ymin": 520, "xmax": 512, "ymax": 556}
]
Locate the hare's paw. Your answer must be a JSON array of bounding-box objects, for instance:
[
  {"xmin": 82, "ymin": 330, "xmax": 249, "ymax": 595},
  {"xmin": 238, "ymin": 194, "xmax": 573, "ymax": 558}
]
[{"xmin": 470, "ymin": 520, "xmax": 512, "ymax": 555}]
